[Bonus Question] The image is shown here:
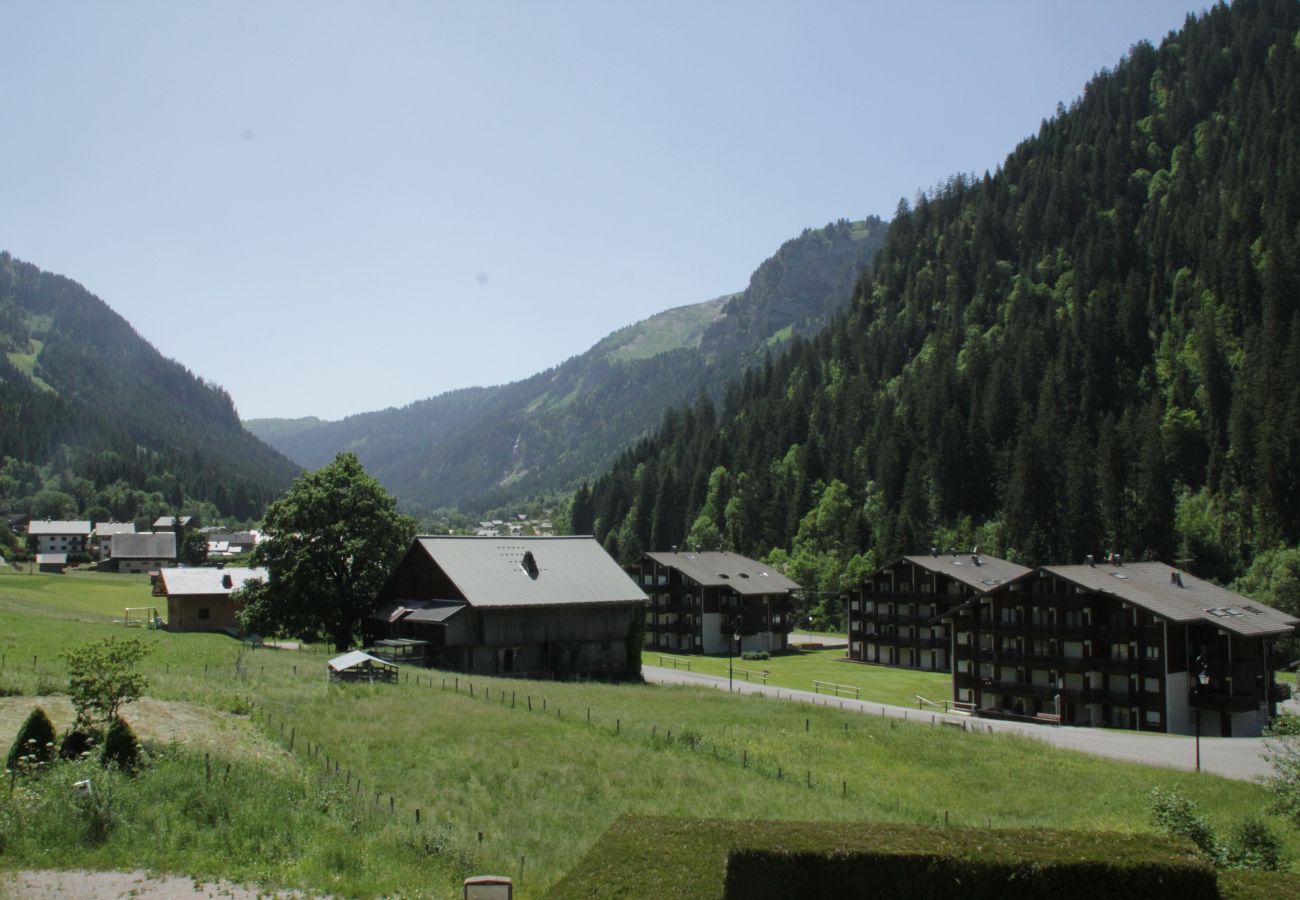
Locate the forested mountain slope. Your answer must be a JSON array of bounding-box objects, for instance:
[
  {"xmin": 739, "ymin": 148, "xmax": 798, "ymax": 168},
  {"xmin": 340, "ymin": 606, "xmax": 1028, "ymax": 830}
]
[
  {"xmin": 585, "ymin": 0, "xmax": 1300, "ymax": 591},
  {"xmin": 247, "ymin": 217, "xmax": 885, "ymax": 513},
  {"xmin": 0, "ymin": 253, "xmax": 298, "ymax": 522}
]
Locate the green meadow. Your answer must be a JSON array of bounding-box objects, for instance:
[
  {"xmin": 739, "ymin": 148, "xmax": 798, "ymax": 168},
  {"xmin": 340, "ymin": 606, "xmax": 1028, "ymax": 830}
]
[{"xmin": 1, "ymin": 570, "xmax": 1297, "ymax": 897}]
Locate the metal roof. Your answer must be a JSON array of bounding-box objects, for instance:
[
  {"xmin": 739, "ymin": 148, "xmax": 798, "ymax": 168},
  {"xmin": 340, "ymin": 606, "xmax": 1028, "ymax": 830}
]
[
  {"xmin": 158, "ymin": 566, "xmax": 267, "ymax": 596},
  {"xmin": 328, "ymin": 650, "xmax": 395, "ymax": 672},
  {"xmin": 111, "ymin": 532, "xmax": 177, "ymax": 560},
  {"xmin": 413, "ymin": 536, "xmax": 648, "ymax": 608},
  {"xmin": 374, "ymin": 599, "xmax": 468, "ymax": 624},
  {"xmin": 27, "ymin": 520, "xmax": 91, "ymax": 536},
  {"xmin": 35, "ymin": 553, "xmax": 67, "ymax": 564},
  {"xmin": 899, "ymin": 553, "xmax": 1032, "ymax": 592},
  {"xmin": 93, "ymin": 522, "xmax": 136, "ymax": 536},
  {"xmin": 641, "ymin": 551, "xmax": 801, "ymax": 595},
  {"xmin": 1039, "ymin": 562, "xmax": 1299, "ymax": 638},
  {"xmin": 153, "ymin": 516, "xmax": 192, "ymax": 528}
]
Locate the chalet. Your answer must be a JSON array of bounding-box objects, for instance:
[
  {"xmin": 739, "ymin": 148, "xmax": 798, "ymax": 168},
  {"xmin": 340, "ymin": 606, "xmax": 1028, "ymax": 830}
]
[
  {"xmin": 93, "ymin": 522, "xmax": 136, "ymax": 560},
  {"xmin": 205, "ymin": 532, "xmax": 257, "ymax": 556},
  {"xmin": 110, "ymin": 532, "xmax": 177, "ymax": 574},
  {"xmin": 155, "ymin": 566, "xmax": 267, "ymax": 632},
  {"xmin": 945, "ymin": 560, "xmax": 1299, "ymax": 736},
  {"xmin": 153, "ymin": 515, "xmax": 193, "ymax": 531},
  {"xmin": 844, "ymin": 551, "xmax": 1030, "ymax": 672},
  {"xmin": 372, "ymin": 536, "xmax": 648, "ymax": 678},
  {"xmin": 6, "ymin": 514, "xmax": 30, "ymax": 535},
  {"xmin": 628, "ymin": 551, "xmax": 800, "ymax": 655},
  {"xmin": 27, "ymin": 520, "xmax": 92, "ymax": 556}
]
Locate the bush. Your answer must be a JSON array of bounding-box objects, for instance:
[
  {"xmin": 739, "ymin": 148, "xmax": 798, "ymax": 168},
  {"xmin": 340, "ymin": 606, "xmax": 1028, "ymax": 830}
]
[
  {"xmin": 59, "ymin": 730, "xmax": 94, "ymax": 761},
  {"xmin": 101, "ymin": 717, "xmax": 141, "ymax": 772},
  {"xmin": 1149, "ymin": 787, "xmax": 1223, "ymax": 866},
  {"xmin": 1225, "ymin": 817, "xmax": 1282, "ymax": 871},
  {"xmin": 741, "ymin": 650, "xmax": 771, "ymax": 661},
  {"xmin": 6, "ymin": 706, "xmax": 57, "ymax": 771}
]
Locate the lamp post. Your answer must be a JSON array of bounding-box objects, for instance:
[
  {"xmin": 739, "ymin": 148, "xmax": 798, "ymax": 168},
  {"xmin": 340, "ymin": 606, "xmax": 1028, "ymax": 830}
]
[{"xmin": 1194, "ymin": 657, "xmax": 1209, "ymax": 772}]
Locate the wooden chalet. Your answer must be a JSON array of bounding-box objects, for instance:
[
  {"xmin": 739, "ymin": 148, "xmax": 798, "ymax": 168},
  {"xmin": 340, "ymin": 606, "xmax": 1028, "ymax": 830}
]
[
  {"xmin": 371, "ymin": 536, "xmax": 648, "ymax": 678},
  {"xmin": 155, "ymin": 566, "xmax": 267, "ymax": 632},
  {"xmin": 944, "ymin": 560, "xmax": 1299, "ymax": 736},
  {"xmin": 93, "ymin": 522, "xmax": 136, "ymax": 560},
  {"xmin": 628, "ymin": 551, "xmax": 800, "ymax": 655},
  {"xmin": 844, "ymin": 551, "xmax": 1030, "ymax": 672},
  {"xmin": 109, "ymin": 532, "xmax": 177, "ymax": 574}
]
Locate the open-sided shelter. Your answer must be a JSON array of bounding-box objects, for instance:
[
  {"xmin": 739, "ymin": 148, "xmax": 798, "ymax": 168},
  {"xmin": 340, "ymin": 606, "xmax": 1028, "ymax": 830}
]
[{"xmin": 372, "ymin": 536, "xmax": 648, "ymax": 678}]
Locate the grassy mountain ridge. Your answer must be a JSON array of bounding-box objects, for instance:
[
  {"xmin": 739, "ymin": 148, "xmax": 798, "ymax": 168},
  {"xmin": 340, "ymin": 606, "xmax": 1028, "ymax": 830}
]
[
  {"xmin": 0, "ymin": 252, "xmax": 299, "ymax": 520},
  {"xmin": 247, "ymin": 217, "xmax": 886, "ymax": 513},
  {"xmin": 586, "ymin": 0, "xmax": 1300, "ymax": 592}
]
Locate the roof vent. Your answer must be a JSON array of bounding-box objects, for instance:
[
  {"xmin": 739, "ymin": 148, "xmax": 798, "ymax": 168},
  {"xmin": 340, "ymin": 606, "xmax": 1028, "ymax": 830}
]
[
  {"xmin": 1110, "ymin": 553, "xmax": 1123, "ymax": 567},
  {"xmin": 221, "ymin": 573, "xmax": 233, "ymax": 589},
  {"xmin": 1085, "ymin": 554, "xmax": 1095, "ymax": 567},
  {"xmin": 1170, "ymin": 571, "xmax": 1183, "ymax": 587},
  {"xmin": 930, "ymin": 546, "xmax": 938, "ymax": 556},
  {"xmin": 671, "ymin": 545, "xmax": 678, "ymax": 554},
  {"xmin": 521, "ymin": 551, "xmax": 540, "ymax": 579}
]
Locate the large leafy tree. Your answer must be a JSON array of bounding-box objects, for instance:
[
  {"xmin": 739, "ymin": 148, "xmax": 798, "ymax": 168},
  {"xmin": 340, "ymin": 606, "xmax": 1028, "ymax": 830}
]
[{"xmin": 238, "ymin": 452, "xmax": 415, "ymax": 651}]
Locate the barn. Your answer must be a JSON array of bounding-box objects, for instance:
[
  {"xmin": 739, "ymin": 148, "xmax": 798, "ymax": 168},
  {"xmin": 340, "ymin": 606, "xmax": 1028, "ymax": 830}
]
[{"xmin": 371, "ymin": 536, "xmax": 648, "ymax": 678}]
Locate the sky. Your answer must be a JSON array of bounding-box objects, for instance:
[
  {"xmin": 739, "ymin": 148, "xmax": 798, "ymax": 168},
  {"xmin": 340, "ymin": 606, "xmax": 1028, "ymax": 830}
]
[{"xmin": 0, "ymin": 1, "xmax": 1206, "ymax": 422}]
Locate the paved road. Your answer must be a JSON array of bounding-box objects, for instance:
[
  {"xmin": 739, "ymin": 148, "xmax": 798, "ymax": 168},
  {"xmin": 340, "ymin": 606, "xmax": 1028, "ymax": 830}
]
[{"xmin": 643, "ymin": 665, "xmax": 1276, "ymax": 782}]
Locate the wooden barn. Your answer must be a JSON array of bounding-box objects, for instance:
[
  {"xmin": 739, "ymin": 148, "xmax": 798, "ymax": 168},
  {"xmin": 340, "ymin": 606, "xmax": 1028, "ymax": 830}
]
[
  {"xmin": 371, "ymin": 536, "xmax": 648, "ymax": 678},
  {"xmin": 155, "ymin": 566, "xmax": 267, "ymax": 632}
]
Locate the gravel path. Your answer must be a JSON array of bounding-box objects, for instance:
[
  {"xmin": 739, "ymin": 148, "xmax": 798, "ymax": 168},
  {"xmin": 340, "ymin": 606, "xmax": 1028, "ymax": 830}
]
[
  {"xmin": 0, "ymin": 869, "xmax": 305, "ymax": 899},
  {"xmin": 643, "ymin": 664, "xmax": 1275, "ymax": 781}
]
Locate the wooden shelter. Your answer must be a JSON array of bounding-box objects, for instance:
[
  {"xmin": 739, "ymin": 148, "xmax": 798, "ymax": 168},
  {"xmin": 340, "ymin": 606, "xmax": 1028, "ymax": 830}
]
[{"xmin": 328, "ymin": 650, "xmax": 398, "ymax": 683}]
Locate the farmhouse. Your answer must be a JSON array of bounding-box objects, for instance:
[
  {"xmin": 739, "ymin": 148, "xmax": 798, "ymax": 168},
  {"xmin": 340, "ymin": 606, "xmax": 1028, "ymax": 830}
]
[
  {"xmin": 93, "ymin": 521, "xmax": 136, "ymax": 560},
  {"xmin": 371, "ymin": 536, "xmax": 648, "ymax": 678},
  {"xmin": 109, "ymin": 532, "xmax": 177, "ymax": 574},
  {"xmin": 155, "ymin": 566, "xmax": 267, "ymax": 632},
  {"xmin": 628, "ymin": 551, "xmax": 800, "ymax": 655},
  {"xmin": 945, "ymin": 560, "xmax": 1299, "ymax": 736},
  {"xmin": 844, "ymin": 551, "xmax": 1030, "ymax": 672},
  {"xmin": 27, "ymin": 520, "xmax": 91, "ymax": 556}
]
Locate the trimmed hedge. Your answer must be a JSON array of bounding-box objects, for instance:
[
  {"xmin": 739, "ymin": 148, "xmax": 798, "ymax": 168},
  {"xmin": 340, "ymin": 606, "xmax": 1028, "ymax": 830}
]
[
  {"xmin": 546, "ymin": 817, "xmax": 1219, "ymax": 900},
  {"xmin": 6, "ymin": 706, "xmax": 57, "ymax": 770}
]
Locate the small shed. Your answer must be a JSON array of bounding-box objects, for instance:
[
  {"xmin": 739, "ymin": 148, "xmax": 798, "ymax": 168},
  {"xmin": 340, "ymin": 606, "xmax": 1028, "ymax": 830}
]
[
  {"xmin": 36, "ymin": 552, "xmax": 68, "ymax": 574},
  {"xmin": 328, "ymin": 650, "xmax": 399, "ymax": 684}
]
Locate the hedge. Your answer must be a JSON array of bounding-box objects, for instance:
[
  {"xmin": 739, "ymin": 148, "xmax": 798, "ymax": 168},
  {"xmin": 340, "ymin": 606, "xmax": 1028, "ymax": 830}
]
[{"xmin": 546, "ymin": 816, "xmax": 1219, "ymax": 900}]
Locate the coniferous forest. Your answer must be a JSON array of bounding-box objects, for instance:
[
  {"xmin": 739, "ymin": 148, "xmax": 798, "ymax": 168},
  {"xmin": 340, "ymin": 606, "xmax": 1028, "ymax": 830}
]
[
  {"xmin": 0, "ymin": 253, "xmax": 299, "ymax": 533},
  {"xmin": 582, "ymin": 0, "xmax": 1300, "ymax": 624}
]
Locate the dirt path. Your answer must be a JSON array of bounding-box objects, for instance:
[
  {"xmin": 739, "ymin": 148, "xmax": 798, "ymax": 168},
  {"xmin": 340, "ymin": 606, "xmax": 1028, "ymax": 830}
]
[{"xmin": 0, "ymin": 869, "xmax": 308, "ymax": 898}]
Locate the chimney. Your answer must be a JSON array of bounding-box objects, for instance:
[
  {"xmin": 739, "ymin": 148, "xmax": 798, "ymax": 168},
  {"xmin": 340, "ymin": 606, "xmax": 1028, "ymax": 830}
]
[
  {"xmin": 1170, "ymin": 571, "xmax": 1183, "ymax": 587},
  {"xmin": 221, "ymin": 573, "xmax": 233, "ymax": 589},
  {"xmin": 1085, "ymin": 554, "xmax": 1095, "ymax": 567},
  {"xmin": 671, "ymin": 545, "xmax": 678, "ymax": 554},
  {"xmin": 971, "ymin": 555, "xmax": 982, "ymax": 567},
  {"xmin": 1113, "ymin": 553, "xmax": 1122, "ymax": 567}
]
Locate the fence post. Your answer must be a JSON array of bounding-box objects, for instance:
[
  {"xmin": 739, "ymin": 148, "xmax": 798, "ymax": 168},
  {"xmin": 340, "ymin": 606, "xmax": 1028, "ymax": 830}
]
[{"xmin": 205, "ymin": 753, "xmax": 211, "ymax": 782}]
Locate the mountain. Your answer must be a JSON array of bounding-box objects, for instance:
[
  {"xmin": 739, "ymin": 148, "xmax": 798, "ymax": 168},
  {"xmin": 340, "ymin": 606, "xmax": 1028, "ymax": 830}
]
[
  {"xmin": 0, "ymin": 253, "xmax": 299, "ymax": 522},
  {"xmin": 585, "ymin": 0, "xmax": 1300, "ymax": 590},
  {"xmin": 247, "ymin": 217, "xmax": 886, "ymax": 513}
]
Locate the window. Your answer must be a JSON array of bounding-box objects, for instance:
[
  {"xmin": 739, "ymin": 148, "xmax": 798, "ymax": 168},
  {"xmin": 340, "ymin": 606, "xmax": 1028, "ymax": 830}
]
[
  {"xmin": 1144, "ymin": 677, "xmax": 1160, "ymax": 694},
  {"xmin": 1144, "ymin": 710, "xmax": 1161, "ymax": 725},
  {"xmin": 1143, "ymin": 645, "xmax": 1160, "ymax": 660},
  {"xmin": 198, "ymin": 608, "xmax": 210, "ymax": 620}
]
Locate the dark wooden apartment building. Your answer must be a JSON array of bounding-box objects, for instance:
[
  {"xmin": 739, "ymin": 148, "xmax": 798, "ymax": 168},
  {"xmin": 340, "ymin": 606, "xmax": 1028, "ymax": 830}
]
[
  {"xmin": 844, "ymin": 552, "xmax": 1030, "ymax": 672},
  {"xmin": 945, "ymin": 560, "xmax": 1298, "ymax": 736},
  {"xmin": 629, "ymin": 551, "xmax": 800, "ymax": 655}
]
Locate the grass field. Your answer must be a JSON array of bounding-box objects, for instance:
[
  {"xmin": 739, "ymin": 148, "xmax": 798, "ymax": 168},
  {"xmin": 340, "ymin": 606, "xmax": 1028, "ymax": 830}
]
[
  {"xmin": 2, "ymin": 571, "xmax": 1298, "ymax": 898},
  {"xmin": 644, "ymin": 647, "xmax": 952, "ymax": 708}
]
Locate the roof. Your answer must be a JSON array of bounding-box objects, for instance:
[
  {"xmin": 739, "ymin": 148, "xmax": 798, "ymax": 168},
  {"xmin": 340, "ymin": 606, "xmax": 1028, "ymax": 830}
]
[
  {"xmin": 27, "ymin": 520, "xmax": 91, "ymax": 536},
  {"xmin": 157, "ymin": 566, "xmax": 267, "ymax": 596},
  {"xmin": 641, "ymin": 551, "xmax": 801, "ymax": 595},
  {"xmin": 35, "ymin": 553, "xmax": 67, "ymax": 564},
  {"xmin": 899, "ymin": 553, "xmax": 1031, "ymax": 592},
  {"xmin": 94, "ymin": 522, "xmax": 136, "ymax": 536},
  {"xmin": 1038, "ymin": 562, "xmax": 1299, "ymax": 638},
  {"xmin": 153, "ymin": 516, "xmax": 192, "ymax": 528},
  {"xmin": 410, "ymin": 536, "xmax": 648, "ymax": 608},
  {"xmin": 328, "ymin": 650, "xmax": 396, "ymax": 672},
  {"xmin": 375, "ymin": 599, "xmax": 467, "ymax": 624},
  {"xmin": 111, "ymin": 532, "xmax": 177, "ymax": 560}
]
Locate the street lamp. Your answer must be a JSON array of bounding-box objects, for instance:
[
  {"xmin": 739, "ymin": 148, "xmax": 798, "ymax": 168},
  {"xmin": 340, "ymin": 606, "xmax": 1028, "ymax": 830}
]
[{"xmin": 1194, "ymin": 657, "xmax": 1209, "ymax": 772}]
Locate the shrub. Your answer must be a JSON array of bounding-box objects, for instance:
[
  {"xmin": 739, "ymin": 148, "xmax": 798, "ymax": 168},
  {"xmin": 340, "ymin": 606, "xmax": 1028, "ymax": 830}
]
[
  {"xmin": 1149, "ymin": 786, "xmax": 1223, "ymax": 866},
  {"xmin": 741, "ymin": 650, "xmax": 771, "ymax": 661},
  {"xmin": 6, "ymin": 706, "xmax": 57, "ymax": 771},
  {"xmin": 63, "ymin": 637, "xmax": 150, "ymax": 733},
  {"xmin": 59, "ymin": 730, "xmax": 94, "ymax": 761},
  {"xmin": 101, "ymin": 717, "xmax": 141, "ymax": 772},
  {"xmin": 1225, "ymin": 817, "xmax": 1282, "ymax": 871}
]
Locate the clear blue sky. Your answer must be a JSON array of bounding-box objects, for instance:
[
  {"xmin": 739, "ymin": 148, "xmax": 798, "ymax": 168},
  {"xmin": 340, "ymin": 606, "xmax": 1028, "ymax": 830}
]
[{"xmin": 0, "ymin": 1, "xmax": 1204, "ymax": 421}]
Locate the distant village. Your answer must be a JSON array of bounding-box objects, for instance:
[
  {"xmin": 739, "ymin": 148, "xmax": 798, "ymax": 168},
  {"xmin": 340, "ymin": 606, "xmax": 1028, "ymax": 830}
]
[{"xmin": 7, "ymin": 512, "xmax": 1294, "ymax": 742}]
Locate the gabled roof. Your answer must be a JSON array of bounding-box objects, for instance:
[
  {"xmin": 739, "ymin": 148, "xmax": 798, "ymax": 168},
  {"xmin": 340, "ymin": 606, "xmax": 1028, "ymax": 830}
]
[
  {"xmin": 153, "ymin": 515, "xmax": 192, "ymax": 528},
  {"xmin": 157, "ymin": 566, "xmax": 267, "ymax": 596},
  {"xmin": 1038, "ymin": 562, "xmax": 1299, "ymax": 638},
  {"xmin": 328, "ymin": 650, "xmax": 396, "ymax": 672},
  {"xmin": 899, "ymin": 553, "xmax": 1031, "ymax": 592},
  {"xmin": 27, "ymin": 520, "xmax": 91, "ymax": 536},
  {"xmin": 94, "ymin": 522, "xmax": 136, "ymax": 537},
  {"xmin": 640, "ymin": 551, "xmax": 801, "ymax": 595},
  {"xmin": 111, "ymin": 532, "xmax": 177, "ymax": 560},
  {"xmin": 410, "ymin": 536, "xmax": 647, "ymax": 608}
]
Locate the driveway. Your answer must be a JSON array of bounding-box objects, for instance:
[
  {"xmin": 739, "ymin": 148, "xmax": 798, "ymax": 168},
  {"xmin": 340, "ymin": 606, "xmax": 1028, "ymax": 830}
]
[{"xmin": 643, "ymin": 665, "xmax": 1276, "ymax": 782}]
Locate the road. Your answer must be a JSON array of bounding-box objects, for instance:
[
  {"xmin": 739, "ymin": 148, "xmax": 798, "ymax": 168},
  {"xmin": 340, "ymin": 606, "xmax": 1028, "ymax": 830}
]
[{"xmin": 643, "ymin": 664, "xmax": 1276, "ymax": 782}]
